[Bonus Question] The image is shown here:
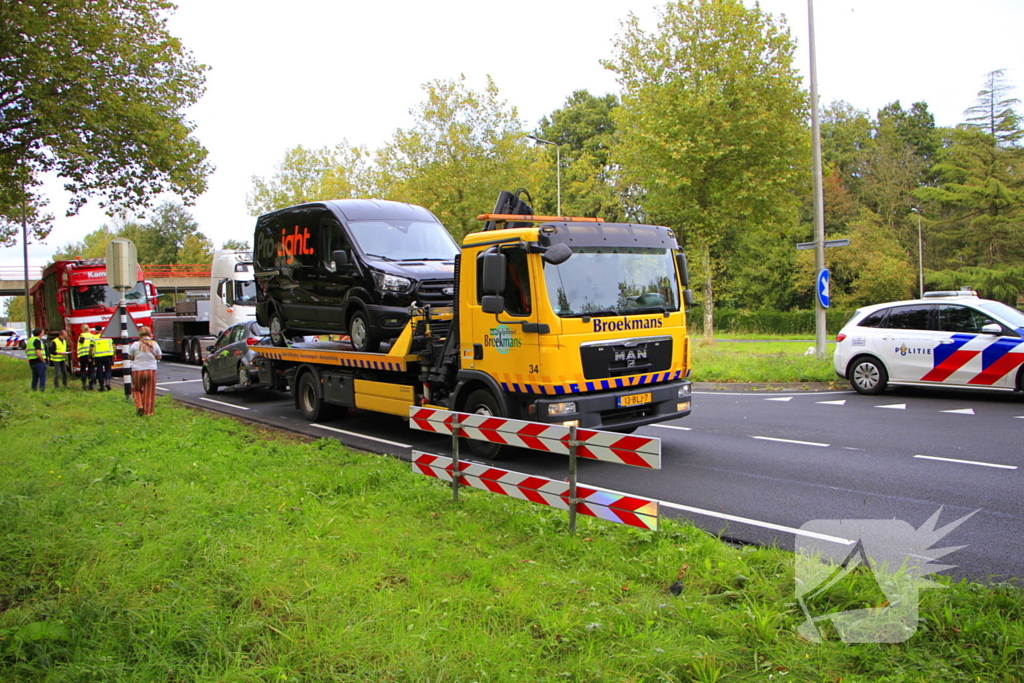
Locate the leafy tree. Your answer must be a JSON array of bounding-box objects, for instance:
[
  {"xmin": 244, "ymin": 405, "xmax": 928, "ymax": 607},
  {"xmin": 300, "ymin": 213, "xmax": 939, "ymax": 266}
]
[
  {"xmin": 371, "ymin": 75, "xmax": 542, "ymax": 240},
  {"xmin": 0, "ymin": 0, "xmax": 212, "ymax": 246},
  {"xmin": 926, "ymin": 265, "xmax": 1024, "ymax": 305},
  {"xmin": 964, "ymin": 69, "xmax": 1022, "ymax": 147},
  {"xmin": 247, "ymin": 143, "xmax": 368, "ymax": 216},
  {"xmin": 533, "ymin": 91, "xmax": 627, "ymax": 221},
  {"xmin": 52, "ymin": 225, "xmax": 118, "ymax": 261},
  {"xmin": 178, "ymin": 233, "xmax": 213, "ymax": 264},
  {"xmin": 221, "ymin": 239, "xmax": 250, "ymax": 250},
  {"xmin": 2, "ymin": 295, "xmax": 27, "ymax": 326},
  {"xmin": 606, "ymin": 0, "xmax": 807, "ymax": 337}
]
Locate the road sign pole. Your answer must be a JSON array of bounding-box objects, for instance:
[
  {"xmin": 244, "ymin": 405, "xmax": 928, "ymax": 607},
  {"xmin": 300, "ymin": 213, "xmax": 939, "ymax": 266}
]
[
  {"xmin": 450, "ymin": 415, "xmax": 461, "ymax": 503},
  {"xmin": 120, "ymin": 299, "xmax": 131, "ymax": 400},
  {"xmin": 568, "ymin": 425, "xmax": 578, "ymax": 535}
]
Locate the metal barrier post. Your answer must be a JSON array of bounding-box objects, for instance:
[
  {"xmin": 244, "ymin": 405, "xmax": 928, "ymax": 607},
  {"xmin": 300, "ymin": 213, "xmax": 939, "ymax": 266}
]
[
  {"xmin": 568, "ymin": 424, "xmax": 578, "ymax": 535},
  {"xmin": 450, "ymin": 414, "xmax": 461, "ymax": 503}
]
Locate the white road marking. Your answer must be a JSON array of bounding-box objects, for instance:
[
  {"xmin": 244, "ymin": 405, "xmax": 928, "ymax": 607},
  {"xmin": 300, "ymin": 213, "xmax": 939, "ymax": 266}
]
[
  {"xmin": 752, "ymin": 435, "xmax": 830, "ymax": 448},
  {"xmin": 658, "ymin": 499, "xmax": 853, "ymax": 544},
  {"xmin": 876, "ymin": 403, "xmax": 907, "ymax": 410},
  {"xmin": 650, "ymin": 424, "xmax": 692, "ymax": 431},
  {"xmin": 764, "ymin": 396, "xmax": 793, "ymax": 402},
  {"xmin": 817, "ymin": 399, "xmax": 847, "ymax": 405},
  {"xmin": 310, "ymin": 423, "xmax": 412, "ymax": 449},
  {"xmin": 913, "ymin": 454, "xmax": 1017, "ymax": 470},
  {"xmin": 157, "ymin": 379, "xmax": 203, "ymax": 385},
  {"xmin": 198, "ymin": 397, "xmax": 251, "ymax": 411},
  {"xmin": 693, "ymin": 390, "xmax": 855, "ymax": 396},
  {"xmin": 941, "ymin": 408, "xmax": 976, "ymax": 415},
  {"xmin": 164, "ymin": 363, "xmax": 201, "ymax": 369}
]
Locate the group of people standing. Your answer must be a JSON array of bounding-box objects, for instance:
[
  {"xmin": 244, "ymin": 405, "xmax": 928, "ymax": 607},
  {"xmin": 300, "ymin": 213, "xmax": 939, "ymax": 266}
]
[{"xmin": 25, "ymin": 323, "xmax": 161, "ymax": 416}]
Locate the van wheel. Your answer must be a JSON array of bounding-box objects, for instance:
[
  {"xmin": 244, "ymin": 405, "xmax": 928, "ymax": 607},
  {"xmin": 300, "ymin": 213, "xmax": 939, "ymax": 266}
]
[
  {"xmin": 348, "ymin": 310, "xmax": 380, "ymax": 353},
  {"xmin": 462, "ymin": 389, "xmax": 507, "ymax": 460},
  {"xmin": 269, "ymin": 311, "xmax": 288, "ymax": 347},
  {"xmin": 850, "ymin": 356, "xmax": 888, "ymax": 395},
  {"xmin": 297, "ymin": 372, "xmax": 336, "ymax": 422},
  {"xmin": 202, "ymin": 368, "xmax": 219, "ymax": 394}
]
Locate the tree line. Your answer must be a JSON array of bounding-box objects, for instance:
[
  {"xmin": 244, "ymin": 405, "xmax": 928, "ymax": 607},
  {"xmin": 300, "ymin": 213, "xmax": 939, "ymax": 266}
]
[{"xmin": 3, "ymin": 0, "xmax": 1021, "ymax": 336}]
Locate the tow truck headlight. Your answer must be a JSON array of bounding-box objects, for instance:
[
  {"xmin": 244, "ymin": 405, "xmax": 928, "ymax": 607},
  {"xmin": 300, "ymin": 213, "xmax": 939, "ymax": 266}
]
[
  {"xmin": 547, "ymin": 401, "xmax": 577, "ymax": 416},
  {"xmin": 678, "ymin": 384, "xmax": 691, "ymax": 398},
  {"xmin": 372, "ymin": 271, "xmax": 412, "ymax": 293}
]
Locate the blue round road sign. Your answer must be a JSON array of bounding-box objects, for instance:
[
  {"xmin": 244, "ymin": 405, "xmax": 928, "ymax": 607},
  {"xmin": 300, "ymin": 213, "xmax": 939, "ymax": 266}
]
[{"xmin": 817, "ymin": 268, "xmax": 830, "ymax": 309}]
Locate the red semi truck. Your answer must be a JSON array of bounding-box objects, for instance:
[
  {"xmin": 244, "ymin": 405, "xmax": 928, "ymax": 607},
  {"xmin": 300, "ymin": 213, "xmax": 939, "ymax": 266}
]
[{"xmin": 30, "ymin": 258, "xmax": 156, "ymax": 373}]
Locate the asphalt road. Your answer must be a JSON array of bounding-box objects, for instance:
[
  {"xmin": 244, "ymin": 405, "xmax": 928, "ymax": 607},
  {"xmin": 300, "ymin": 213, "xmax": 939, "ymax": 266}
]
[{"xmin": 10, "ymin": 347, "xmax": 1020, "ymax": 583}]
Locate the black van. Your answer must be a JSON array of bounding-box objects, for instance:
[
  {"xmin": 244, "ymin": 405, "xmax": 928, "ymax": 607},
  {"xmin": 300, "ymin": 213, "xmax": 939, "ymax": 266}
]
[{"xmin": 253, "ymin": 199, "xmax": 459, "ymax": 351}]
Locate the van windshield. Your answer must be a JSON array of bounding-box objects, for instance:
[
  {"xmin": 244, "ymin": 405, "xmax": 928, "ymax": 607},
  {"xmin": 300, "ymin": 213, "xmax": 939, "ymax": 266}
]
[{"xmin": 348, "ymin": 220, "xmax": 459, "ymax": 261}]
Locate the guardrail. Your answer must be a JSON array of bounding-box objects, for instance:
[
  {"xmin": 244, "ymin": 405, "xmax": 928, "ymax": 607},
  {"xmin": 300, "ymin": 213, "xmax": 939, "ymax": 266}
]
[
  {"xmin": 140, "ymin": 265, "xmax": 211, "ymax": 278},
  {"xmin": 410, "ymin": 407, "xmax": 661, "ymax": 533},
  {"xmin": 0, "ymin": 266, "xmax": 43, "ymax": 279}
]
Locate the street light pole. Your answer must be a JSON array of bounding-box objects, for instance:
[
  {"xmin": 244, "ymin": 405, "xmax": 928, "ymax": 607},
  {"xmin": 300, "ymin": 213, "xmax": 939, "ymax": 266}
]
[
  {"xmin": 527, "ymin": 135, "xmax": 561, "ymax": 216},
  {"xmin": 807, "ymin": 0, "xmax": 827, "ymax": 359},
  {"xmin": 912, "ymin": 208, "xmax": 923, "ymax": 298},
  {"xmin": 22, "ymin": 198, "xmax": 31, "ymax": 330}
]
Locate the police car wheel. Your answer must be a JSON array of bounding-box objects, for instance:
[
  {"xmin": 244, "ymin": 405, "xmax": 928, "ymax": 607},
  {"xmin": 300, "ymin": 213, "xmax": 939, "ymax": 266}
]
[
  {"xmin": 463, "ymin": 389, "xmax": 508, "ymax": 460},
  {"xmin": 850, "ymin": 356, "xmax": 888, "ymax": 395}
]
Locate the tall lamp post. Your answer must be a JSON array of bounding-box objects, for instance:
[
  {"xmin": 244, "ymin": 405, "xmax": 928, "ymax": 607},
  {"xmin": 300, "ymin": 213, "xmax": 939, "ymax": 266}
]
[
  {"xmin": 526, "ymin": 135, "xmax": 561, "ymax": 216},
  {"xmin": 911, "ymin": 208, "xmax": 924, "ymax": 298}
]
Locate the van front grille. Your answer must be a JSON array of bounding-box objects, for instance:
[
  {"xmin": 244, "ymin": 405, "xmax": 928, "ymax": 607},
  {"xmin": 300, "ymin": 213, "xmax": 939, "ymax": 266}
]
[{"xmin": 415, "ymin": 279, "xmax": 456, "ymax": 306}]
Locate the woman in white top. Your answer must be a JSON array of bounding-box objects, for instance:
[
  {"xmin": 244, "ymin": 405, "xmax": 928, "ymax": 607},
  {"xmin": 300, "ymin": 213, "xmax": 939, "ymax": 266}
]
[{"xmin": 128, "ymin": 326, "xmax": 162, "ymax": 416}]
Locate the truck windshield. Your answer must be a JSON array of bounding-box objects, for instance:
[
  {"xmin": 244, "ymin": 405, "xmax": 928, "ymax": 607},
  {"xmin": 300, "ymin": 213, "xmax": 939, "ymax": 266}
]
[
  {"xmin": 234, "ymin": 280, "xmax": 256, "ymax": 304},
  {"xmin": 544, "ymin": 247, "xmax": 680, "ymax": 317},
  {"xmin": 71, "ymin": 282, "xmax": 147, "ymax": 310},
  {"xmin": 348, "ymin": 220, "xmax": 459, "ymax": 261}
]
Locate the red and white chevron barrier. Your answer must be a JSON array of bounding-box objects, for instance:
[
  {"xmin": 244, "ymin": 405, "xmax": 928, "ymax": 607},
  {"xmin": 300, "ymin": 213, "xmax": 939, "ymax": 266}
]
[
  {"xmin": 413, "ymin": 452, "xmax": 659, "ymax": 531},
  {"xmin": 409, "ymin": 408, "xmax": 661, "ymax": 469}
]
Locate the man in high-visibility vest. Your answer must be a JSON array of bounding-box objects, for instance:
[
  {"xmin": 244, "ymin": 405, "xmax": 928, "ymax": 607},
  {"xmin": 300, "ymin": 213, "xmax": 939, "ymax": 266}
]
[
  {"xmin": 91, "ymin": 332, "xmax": 116, "ymax": 392},
  {"xmin": 25, "ymin": 327, "xmax": 47, "ymax": 391},
  {"xmin": 50, "ymin": 329, "xmax": 70, "ymax": 389},
  {"xmin": 78, "ymin": 323, "xmax": 97, "ymax": 390}
]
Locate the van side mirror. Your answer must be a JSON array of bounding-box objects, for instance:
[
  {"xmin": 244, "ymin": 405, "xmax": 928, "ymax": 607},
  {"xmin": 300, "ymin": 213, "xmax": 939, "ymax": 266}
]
[
  {"xmin": 481, "ymin": 253, "xmax": 506, "ymax": 294},
  {"xmin": 542, "ymin": 243, "xmax": 572, "ymax": 265},
  {"xmin": 676, "ymin": 253, "xmax": 690, "ymax": 287},
  {"xmin": 330, "ymin": 250, "xmax": 353, "ymax": 274}
]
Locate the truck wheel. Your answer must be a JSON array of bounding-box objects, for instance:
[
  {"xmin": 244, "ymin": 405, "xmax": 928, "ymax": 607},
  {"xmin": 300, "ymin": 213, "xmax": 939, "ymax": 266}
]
[
  {"xmin": 237, "ymin": 363, "xmax": 253, "ymax": 389},
  {"xmin": 348, "ymin": 310, "xmax": 380, "ymax": 353},
  {"xmin": 202, "ymin": 368, "xmax": 219, "ymax": 394},
  {"xmin": 297, "ymin": 372, "xmax": 336, "ymax": 422},
  {"xmin": 269, "ymin": 311, "xmax": 288, "ymax": 347},
  {"xmin": 462, "ymin": 389, "xmax": 507, "ymax": 460},
  {"xmin": 182, "ymin": 337, "xmax": 195, "ymax": 364},
  {"xmin": 191, "ymin": 338, "xmax": 203, "ymax": 365},
  {"xmin": 849, "ymin": 356, "xmax": 888, "ymax": 395}
]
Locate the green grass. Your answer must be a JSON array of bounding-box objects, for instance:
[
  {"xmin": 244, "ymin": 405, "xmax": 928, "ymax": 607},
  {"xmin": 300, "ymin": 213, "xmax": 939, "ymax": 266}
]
[
  {"xmin": 1, "ymin": 356, "xmax": 1022, "ymax": 682},
  {"xmin": 690, "ymin": 338, "xmax": 839, "ymax": 384}
]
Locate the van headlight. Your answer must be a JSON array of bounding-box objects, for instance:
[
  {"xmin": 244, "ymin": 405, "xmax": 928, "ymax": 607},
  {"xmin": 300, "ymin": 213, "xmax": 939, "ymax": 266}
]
[{"xmin": 372, "ymin": 271, "xmax": 412, "ymax": 292}]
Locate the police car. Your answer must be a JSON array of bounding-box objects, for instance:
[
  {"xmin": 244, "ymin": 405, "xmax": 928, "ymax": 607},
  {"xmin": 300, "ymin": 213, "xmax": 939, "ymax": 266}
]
[
  {"xmin": 0, "ymin": 328, "xmax": 27, "ymax": 350},
  {"xmin": 834, "ymin": 291, "xmax": 1024, "ymax": 395}
]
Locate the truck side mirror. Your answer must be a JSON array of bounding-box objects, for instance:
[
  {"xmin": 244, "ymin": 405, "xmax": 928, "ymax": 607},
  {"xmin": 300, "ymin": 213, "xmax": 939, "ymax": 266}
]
[
  {"xmin": 481, "ymin": 295, "xmax": 505, "ymax": 315},
  {"xmin": 481, "ymin": 253, "xmax": 506, "ymax": 295},
  {"xmin": 542, "ymin": 243, "xmax": 572, "ymax": 265},
  {"xmin": 676, "ymin": 253, "xmax": 690, "ymax": 287},
  {"xmin": 683, "ymin": 289, "xmax": 694, "ymax": 309}
]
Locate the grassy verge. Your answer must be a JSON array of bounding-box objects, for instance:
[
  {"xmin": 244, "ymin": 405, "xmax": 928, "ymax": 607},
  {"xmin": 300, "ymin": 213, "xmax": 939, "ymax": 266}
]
[
  {"xmin": 0, "ymin": 357, "xmax": 1021, "ymax": 682},
  {"xmin": 690, "ymin": 338, "xmax": 839, "ymax": 384}
]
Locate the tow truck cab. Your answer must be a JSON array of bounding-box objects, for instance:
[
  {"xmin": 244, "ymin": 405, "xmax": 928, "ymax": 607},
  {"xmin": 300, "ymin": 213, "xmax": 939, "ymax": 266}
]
[{"xmin": 449, "ymin": 212, "xmax": 693, "ymax": 432}]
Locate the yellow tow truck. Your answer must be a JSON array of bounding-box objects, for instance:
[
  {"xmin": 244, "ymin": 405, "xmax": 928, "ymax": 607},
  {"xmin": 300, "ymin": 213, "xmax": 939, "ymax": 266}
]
[{"xmin": 252, "ymin": 190, "xmax": 694, "ymax": 458}]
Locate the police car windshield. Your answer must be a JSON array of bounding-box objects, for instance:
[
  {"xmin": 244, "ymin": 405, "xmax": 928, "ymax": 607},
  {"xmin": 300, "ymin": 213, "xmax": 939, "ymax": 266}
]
[
  {"xmin": 977, "ymin": 301, "xmax": 1024, "ymax": 328},
  {"xmin": 71, "ymin": 282, "xmax": 147, "ymax": 309},
  {"xmin": 348, "ymin": 220, "xmax": 459, "ymax": 261},
  {"xmin": 543, "ymin": 247, "xmax": 680, "ymax": 318}
]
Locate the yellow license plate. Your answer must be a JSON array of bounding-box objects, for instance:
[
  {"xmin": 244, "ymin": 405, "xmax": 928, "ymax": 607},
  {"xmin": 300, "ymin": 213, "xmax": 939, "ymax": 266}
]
[{"xmin": 618, "ymin": 392, "xmax": 652, "ymax": 408}]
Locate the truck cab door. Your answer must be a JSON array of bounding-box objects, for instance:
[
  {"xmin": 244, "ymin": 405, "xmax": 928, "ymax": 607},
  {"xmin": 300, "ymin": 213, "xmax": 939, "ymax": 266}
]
[{"xmin": 470, "ymin": 245, "xmax": 543, "ymax": 395}]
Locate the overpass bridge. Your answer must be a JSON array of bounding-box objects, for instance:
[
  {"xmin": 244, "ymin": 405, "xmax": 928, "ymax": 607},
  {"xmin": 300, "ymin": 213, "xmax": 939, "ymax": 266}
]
[{"xmin": 0, "ymin": 265, "xmax": 211, "ymax": 297}]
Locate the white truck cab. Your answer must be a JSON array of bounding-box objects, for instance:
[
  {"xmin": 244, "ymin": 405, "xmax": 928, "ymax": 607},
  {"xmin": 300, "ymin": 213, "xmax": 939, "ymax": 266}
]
[{"xmin": 210, "ymin": 250, "xmax": 257, "ymax": 336}]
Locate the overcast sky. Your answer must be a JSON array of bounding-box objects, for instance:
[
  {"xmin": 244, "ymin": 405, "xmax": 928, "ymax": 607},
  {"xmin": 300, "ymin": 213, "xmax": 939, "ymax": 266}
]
[{"xmin": 3, "ymin": 0, "xmax": 1022, "ymax": 278}]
